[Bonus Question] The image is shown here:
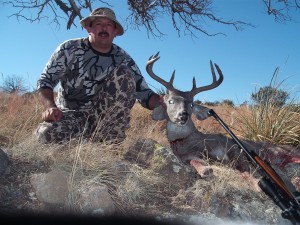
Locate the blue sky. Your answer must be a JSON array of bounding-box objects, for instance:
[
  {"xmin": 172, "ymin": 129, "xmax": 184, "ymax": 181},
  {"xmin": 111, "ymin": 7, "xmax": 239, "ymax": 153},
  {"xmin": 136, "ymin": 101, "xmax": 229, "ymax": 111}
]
[{"xmin": 0, "ymin": 1, "xmax": 299, "ymax": 105}]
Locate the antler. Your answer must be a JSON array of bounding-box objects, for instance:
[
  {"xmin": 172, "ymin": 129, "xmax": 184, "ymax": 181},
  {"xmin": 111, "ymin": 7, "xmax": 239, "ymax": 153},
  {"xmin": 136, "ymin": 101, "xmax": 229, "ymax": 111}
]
[
  {"xmin": 146, "ymin": 53, "xmax": 224, "ymax": 97},
  {"xmin": 190, "ymin": 60, "xmax": 224, "ymax": 97},
  {"xmin": 146, "ymin": 52, "xmax": 176, "ymax": 92}
]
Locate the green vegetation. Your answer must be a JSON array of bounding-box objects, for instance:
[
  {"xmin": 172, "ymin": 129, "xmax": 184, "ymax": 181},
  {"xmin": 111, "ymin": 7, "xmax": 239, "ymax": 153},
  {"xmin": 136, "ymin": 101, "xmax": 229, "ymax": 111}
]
[{"xmin": 237, "ymin": 69, "xmax": 300, "ymax": 146}]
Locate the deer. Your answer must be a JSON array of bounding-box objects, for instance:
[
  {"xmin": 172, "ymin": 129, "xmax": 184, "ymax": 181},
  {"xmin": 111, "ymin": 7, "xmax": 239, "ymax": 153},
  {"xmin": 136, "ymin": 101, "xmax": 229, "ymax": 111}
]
[
  {"xmin": 146, "ymin": 52, "xmax": 261, "ymax": 178},
  {"xmin": 145, "ymin": 52, "xmax": 300, "ymax": 199}
]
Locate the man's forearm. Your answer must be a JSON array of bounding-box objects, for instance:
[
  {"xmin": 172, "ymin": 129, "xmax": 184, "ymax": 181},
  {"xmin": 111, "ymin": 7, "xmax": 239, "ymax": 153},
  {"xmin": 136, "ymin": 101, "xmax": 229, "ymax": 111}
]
[
  {"xmin": 39, "ymin": 88, "xmax": 57, "ymax": 109},
  {"xmin": 147, "ymin": 93, "xmax": 161, "ymax": 110}
]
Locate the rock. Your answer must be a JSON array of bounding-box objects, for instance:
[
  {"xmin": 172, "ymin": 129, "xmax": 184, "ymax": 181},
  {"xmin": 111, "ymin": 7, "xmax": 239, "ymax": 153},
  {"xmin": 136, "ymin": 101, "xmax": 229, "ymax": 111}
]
[
  {"xmin": 125, "ymin": 138, "xmax": 196, "ymax": 189},
  {"xmin": 284, "ymin": 162, "xmax": 300, "ymax": 177},
  {"xmin": 151, "ymin": 144, "xmax": 196, "ymax": 188},
  {"xmin": 292, "ymin": 177, "xmax": 300, "ymax": 192},
  {"xmin": 0, "ymin": 148, "xmax": 9, "ymax": 176},
  {"xmin": 76, "ymin": 185, "xmax": 115, "ymax": 216},
  {"xmin": 210, "ymin": 196, "xmax": 232, "ymax": 218},
  {"xmin": 30, "ymin": 169, "xmax": 116, "ymax": 216},
  {"xmin": 0, "ymin": 135, "xmax": 9, "ymax": 147},
  {"xmin": 124, "ymin": 138, "xmax": 157, "ymax": 168},
  {"xmin": 31, "ymin": 169, "xmax": 69, "ymax": 204}
]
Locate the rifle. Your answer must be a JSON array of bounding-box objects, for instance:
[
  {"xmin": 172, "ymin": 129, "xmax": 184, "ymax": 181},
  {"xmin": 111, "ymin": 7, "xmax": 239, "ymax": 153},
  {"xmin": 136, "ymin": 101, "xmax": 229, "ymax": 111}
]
[{"xmin": 207, "ymin": 109, "xmax": 300, "ymax": 224}]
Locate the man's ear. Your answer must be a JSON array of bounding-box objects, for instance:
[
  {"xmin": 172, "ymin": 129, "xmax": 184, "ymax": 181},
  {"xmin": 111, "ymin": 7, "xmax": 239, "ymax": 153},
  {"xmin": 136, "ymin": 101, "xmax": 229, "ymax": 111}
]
[
  {"xmin": 86, "ymin": 26, "xmax": 92, "ymax": 33},
  {"xmin": 152, "ymin": 105, "xmax": 166, "ymax": 121},
  {"xmin": 193, "ymin": 104, "xmax": 210, "ymax": 120},
  {"xmin": 114, "ymin": 29, "xmax": 118, "ymax": 37}
]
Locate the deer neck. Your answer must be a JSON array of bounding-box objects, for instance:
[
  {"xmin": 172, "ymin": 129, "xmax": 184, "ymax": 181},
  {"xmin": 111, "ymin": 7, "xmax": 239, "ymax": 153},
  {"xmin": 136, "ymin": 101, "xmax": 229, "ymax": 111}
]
[{"xmin": 166, "ymin": 119, "xmax": 197, "ymax": 142}]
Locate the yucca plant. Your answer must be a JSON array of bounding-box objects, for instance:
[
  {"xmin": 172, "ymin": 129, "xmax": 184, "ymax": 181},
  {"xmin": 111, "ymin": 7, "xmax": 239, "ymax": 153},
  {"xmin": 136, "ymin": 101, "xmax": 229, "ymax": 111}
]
[{"xmin": 237, "ymin": 68, "xmax": 300, "ymax": 146}]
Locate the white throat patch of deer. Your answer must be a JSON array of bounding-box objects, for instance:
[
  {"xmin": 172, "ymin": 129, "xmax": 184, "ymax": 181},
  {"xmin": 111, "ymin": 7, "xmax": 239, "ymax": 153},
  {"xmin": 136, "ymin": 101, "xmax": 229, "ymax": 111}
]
[{"xmin": 146, "ymin": 52, "xmax": 248, "ymax": 178}]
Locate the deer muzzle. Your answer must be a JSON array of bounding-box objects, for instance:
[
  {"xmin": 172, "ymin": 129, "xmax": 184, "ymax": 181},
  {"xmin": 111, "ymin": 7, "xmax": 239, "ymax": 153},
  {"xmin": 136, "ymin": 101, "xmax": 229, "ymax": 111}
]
[{"xmin": 176, "ymin": 111, "xmax": 189, "ymax": 125}]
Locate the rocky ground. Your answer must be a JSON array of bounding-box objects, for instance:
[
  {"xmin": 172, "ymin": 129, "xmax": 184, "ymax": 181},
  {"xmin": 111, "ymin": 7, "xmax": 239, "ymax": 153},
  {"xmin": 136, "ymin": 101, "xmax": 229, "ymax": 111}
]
[
  {"xmin": 0, "ymin": 140, "xmax": 299, "ymax": 225},
  {"xmin": 0, "ymin": 149, "xmax": 49, "ymax": 215}
]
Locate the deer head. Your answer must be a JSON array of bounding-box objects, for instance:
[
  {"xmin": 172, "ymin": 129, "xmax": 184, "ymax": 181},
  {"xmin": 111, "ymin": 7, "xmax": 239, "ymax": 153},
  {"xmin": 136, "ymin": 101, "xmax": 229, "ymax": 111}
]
[{"xmin": 146, "ymin": 52, "xmax": 224, "ymax": 127}]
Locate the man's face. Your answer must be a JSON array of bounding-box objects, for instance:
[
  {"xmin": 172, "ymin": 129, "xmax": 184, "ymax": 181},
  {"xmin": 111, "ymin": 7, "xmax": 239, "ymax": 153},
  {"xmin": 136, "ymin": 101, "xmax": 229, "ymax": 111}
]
[{"xmin": 87, "ymin": 17, "xmax": 118, "ymax": 51}]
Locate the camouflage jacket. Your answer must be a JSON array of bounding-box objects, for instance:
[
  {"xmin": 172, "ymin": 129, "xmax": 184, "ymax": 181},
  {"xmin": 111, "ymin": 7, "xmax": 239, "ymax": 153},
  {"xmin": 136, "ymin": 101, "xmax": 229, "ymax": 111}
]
[{"xmin": 37, "ymin": 38, "xmax": 155, "ymax": 110}]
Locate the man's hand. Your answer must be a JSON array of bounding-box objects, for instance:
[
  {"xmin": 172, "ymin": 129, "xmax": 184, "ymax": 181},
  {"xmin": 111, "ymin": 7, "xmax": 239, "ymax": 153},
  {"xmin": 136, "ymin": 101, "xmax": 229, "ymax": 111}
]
[
  {"xmin": 42, "ymin": 107, "xmax": 63, "ymax": 122},
  {"xmin": 148, "ymin": 94, "xmax": 165, "ymax": 110},
  {"xmin": 38, "ymin": 88, "xmax": 63, "ymax": 122}
]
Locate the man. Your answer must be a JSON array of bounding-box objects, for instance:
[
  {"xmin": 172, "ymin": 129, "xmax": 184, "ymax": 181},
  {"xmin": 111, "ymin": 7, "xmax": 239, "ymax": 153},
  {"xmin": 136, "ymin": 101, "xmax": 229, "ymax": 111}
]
[{"xmin": 35, "ymin": 7, "xmax": 160, "ymax": 144}]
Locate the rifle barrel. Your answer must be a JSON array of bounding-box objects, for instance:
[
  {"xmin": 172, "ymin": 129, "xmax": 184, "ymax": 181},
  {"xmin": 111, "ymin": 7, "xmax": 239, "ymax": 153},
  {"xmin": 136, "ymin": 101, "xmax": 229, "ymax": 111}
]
[{"xmin": 207, "ymin": 109, "xmax": 300, "ymax": 222}]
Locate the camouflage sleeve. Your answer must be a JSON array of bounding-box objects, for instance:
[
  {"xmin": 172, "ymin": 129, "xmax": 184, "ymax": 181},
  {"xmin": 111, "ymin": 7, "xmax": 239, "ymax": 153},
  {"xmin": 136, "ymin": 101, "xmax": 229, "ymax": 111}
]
[
  {"xmin": 128, "ymin": 59, "xmax": 157, "ymax": 109},
  {"xmin": 37, "ymin": 43, "xmax": 68, "ymax": 90}
]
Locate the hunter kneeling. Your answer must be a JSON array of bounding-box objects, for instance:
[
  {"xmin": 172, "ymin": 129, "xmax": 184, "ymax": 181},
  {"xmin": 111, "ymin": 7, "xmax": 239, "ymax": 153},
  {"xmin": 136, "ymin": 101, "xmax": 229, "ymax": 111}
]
[{"xmin": 35, "ymin": 7, "xmax": 161, "ymax": 144}]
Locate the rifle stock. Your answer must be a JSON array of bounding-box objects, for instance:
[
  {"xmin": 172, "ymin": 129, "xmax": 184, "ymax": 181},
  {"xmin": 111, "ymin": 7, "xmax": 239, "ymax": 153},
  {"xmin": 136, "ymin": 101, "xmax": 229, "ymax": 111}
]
[{"xmin": 207, "ymin": 109, "xmax": 300, "ymax": 223}]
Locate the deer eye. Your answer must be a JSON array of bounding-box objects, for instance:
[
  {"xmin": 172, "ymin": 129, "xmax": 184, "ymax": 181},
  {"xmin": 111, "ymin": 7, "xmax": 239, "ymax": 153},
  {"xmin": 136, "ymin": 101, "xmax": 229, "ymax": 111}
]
[{"xmin": 168, "ymin": 100, "xmax": 174, "ymax": 104}]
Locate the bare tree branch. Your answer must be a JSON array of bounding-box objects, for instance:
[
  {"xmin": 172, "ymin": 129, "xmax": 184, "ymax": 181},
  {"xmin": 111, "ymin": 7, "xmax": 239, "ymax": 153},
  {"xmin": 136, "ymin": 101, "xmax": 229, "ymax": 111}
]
[
  {"xmin": 262, "ymin": 0, "xmax": 300, "ymax": 22},
  {"xmin": 126, "ymin": 0, "xmax": 254, "ymax": 38},
  {"xmin": 0, "ymin": 74, "xmax": 28, "ymax": 94},
  {"xmin": 3, "ymin": 0, "xmax": 109, "ymax": 29},
  {"xmin": 54, "ymin": 0, "xmax": 70, "ymax": 16},
  {"xmin": 3, "ymin": 0, "xmax": 300, "ymax": 36}
]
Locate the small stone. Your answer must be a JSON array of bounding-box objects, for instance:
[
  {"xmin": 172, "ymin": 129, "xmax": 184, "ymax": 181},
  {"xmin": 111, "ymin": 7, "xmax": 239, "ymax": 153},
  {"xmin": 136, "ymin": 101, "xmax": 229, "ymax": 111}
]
[
  {"xmin": 0, "ymin": 148, "xmax": 9, "ymax": 176},
  {"xmin": 31, "ymin": 169, "xmax": 69, "ymax": 204},
  {"xmin": 77, "ymin": 185, "xmax": 115, "ymax": 216}
]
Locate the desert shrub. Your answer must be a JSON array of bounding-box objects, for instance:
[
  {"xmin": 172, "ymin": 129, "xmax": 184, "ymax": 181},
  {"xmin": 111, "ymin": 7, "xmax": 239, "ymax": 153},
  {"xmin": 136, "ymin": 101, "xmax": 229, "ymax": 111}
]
[
  {"xmin": 251, "ymin": 68, "xmax": 289, "ymax": 108},
  {"xmin": 289, "ymin": 104, "xmax": 300, "ymax": 113},
  {"xmin": 241, "ymin": 103, "xmax": 300, "ymax": 145},
  {"xmin": 194, "ymin": 99, "xmax": 202, "ymax": 105},
  {"xmin": 221, "ymin": 99, "xmax": 235, "ymax": 107},
  {"xmin": 204, "ymin": 101, "xmax": 220, "ymax": 106},
  {"xmin": 0, "ymin": 74, "xmax": 28, "ymax": 94},
  {"xmin": 236, "ymin": 73, "xmax": 300, "ymax": 146}
]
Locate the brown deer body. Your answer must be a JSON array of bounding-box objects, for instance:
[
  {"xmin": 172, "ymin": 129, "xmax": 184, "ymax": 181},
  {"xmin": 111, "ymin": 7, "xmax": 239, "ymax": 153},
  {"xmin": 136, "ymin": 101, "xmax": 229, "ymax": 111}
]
[{"xmin": 146, "ymin": 53, "xmax": 251, "ymax": 177}]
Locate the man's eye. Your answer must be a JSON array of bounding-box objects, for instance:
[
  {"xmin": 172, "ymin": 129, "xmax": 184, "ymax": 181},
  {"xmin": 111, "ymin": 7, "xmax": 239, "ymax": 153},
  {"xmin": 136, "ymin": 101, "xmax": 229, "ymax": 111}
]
[
  {"xmin": 168, "ymin": 100, "xmax": 174, "ymax": 104},
  {"xmin": 190, "ymin": 103, "xmax": 194, "ymax": 108},
  {"xmin": 95, "ymin": 22, "xmax": 113, "ymax": 27}
]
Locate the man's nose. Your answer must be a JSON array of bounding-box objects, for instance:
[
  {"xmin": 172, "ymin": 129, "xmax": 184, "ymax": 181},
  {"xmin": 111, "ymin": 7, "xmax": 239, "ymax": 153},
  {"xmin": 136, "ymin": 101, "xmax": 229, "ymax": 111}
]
[{"xmin": 99, "ymin": 23, "xmax": 108, "ymax": 29}]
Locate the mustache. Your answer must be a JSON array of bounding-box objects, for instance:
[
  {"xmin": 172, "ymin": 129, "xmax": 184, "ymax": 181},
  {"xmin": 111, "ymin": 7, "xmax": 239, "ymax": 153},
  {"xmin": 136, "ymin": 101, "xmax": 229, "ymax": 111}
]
[{"xmin": 98, "ymin": 31, "xmax": 109, "ymax": 36}]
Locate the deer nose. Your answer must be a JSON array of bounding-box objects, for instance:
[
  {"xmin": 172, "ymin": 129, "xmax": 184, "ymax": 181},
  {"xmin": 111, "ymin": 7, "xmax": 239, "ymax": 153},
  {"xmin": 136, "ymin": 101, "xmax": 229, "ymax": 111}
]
[{"xmin": 179, "ymin": 111, "xmax": 188, "ymax": 122}]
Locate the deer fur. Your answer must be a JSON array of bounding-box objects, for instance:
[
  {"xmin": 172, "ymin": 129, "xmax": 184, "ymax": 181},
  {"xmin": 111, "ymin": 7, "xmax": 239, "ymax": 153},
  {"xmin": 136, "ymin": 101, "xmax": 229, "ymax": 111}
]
[
  {"xmin": 147, "ymin": 53, "xmax": 255, "ymax": 177},
  {"xmin": 146, "ymin": 53, "xmax": 300, "ymax": 199},
  {"xmin": 152, "ymin": 93, "xmax": 253, "ymax": 176}
]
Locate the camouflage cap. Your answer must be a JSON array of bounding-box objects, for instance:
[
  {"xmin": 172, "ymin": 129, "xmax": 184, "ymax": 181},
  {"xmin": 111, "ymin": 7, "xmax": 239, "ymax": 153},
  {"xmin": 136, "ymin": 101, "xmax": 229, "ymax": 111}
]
[{"xmin": 80, "ymin": 7, "xmax": 124, "ymax": 36}]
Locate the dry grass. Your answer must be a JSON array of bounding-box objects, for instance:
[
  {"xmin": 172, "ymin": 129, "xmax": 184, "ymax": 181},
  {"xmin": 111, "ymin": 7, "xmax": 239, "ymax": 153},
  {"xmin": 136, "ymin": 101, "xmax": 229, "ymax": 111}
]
[
  {"xmin": 235, "ymin": 99, "xmax": 300, "ymax": 146},
  {"xmin": 194, "ymin": 104, "xmax": 236, "ymax": 134},
  {"xmin": 0, "ymin": 92, "xmax": 43, "ymax": 147},
  {"xmin": 1, "ymin": 90, "xmax": 299, "ymax": 216},
  {"xmin": 2, "ymin": 91, "xmax": 298, "ymax": 149},
  {"xmin": 171, "ymin": 164, "xmax": 261, "ymax": 211},
  {"xmin": 5, "ymin": 100, "xmax": 172, "ymax": 215},
  {"xmin": 127, "ymin": 103, "xmax": 169, "ymax": 146},
  {"xmin": 234, "ymin": 73, "xmax": 300, "ymax": 146}
]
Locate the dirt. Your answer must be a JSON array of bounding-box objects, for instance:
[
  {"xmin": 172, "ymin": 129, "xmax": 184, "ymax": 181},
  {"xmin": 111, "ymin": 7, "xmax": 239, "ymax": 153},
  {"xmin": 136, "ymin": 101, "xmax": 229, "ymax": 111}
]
[
  {"xmin": 0, "ymin": 156, "xmax": 49, "ymax": 215},
  {"xmin": 1, "ymin": 141, "xmax": 299, "ymax": 225}
]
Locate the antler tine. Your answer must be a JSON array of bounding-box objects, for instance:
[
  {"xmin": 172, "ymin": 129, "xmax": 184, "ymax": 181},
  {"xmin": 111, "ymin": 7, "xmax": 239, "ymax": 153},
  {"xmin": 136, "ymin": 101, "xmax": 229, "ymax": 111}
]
[
  {"xmin": 192, "ymin": 77, "xmax": 196, "ymax": 89},
  {"xmin": 146, "ymin": 52, "xmax": 175, "ymax": 91},
  {"xmin": 170, "ymin": 70, "xmax": 175, "ymax": 85},
  {"xmin": 210, "ymin": 60, "xmax": 217, "ymax": 82},
  {"xmin": 190, "ymin": 60, "xmax": 224, "ymax": 97}
]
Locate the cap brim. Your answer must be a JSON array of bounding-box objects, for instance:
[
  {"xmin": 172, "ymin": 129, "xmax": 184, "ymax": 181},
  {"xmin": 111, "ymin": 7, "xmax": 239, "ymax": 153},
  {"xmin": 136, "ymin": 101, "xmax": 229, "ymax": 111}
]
[{"xmin": 80, "ymin": 15, "xmax": 124, "ymax": 36}]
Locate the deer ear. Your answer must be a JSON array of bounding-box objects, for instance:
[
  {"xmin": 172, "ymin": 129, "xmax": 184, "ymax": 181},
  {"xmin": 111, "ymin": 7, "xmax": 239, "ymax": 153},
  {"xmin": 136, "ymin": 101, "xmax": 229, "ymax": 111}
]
[
  {"xmin": 152, "ymin": 105, "xmax": 166, "ymax": 121},
  {"xmin": 193, "ymin": 104, "xmax": 210, "ymax": 120}
]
